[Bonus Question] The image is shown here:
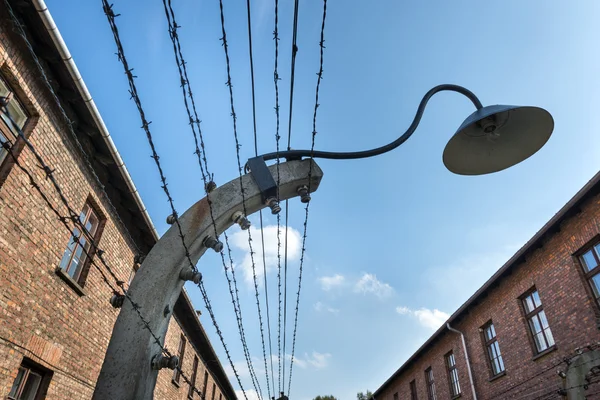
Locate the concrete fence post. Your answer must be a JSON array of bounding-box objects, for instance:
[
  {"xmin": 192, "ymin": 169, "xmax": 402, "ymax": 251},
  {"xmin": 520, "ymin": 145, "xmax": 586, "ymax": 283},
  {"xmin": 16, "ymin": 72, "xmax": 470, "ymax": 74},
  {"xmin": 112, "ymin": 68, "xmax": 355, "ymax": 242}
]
[{"xmin": 93, "ymin": 159, "xmax": 323, "ymax": 400}]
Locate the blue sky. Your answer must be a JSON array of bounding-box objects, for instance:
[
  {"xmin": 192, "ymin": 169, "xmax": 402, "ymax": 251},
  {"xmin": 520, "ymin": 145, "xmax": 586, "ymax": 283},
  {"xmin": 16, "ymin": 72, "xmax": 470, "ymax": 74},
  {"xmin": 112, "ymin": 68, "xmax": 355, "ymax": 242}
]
[{"xmin": 47, "ymin": 1, "xmax": 600, "ymax": 399}]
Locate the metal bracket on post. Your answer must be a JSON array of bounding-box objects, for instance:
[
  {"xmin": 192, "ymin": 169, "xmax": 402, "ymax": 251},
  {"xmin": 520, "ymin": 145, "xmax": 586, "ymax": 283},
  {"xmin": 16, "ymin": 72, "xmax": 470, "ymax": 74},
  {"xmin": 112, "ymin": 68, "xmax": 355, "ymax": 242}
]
[{"xmin": 247, "ymin": 156, "xmax": 281, "ymax": 214}]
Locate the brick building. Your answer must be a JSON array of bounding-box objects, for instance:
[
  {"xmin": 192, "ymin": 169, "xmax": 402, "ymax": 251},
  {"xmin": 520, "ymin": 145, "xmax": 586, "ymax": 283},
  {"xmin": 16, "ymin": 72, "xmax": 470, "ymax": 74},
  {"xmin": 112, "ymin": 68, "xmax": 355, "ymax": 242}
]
[
  {"xmin": 0, "ymin": 1, "xmax": 235, "ymax": 399},
  {"xmin": 372, "ymin": 170, "xmax": 600, "ymax": 400}
]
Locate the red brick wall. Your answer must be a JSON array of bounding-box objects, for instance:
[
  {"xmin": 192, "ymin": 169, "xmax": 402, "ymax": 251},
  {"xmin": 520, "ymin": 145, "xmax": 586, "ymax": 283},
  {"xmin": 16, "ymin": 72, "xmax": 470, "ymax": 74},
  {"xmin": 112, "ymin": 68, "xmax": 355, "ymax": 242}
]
[
  {"xmin": 0, "ymin": 14, "xmax": 136, "ymax": 399},
  {"xmin": 155, "ymin": 317, "xmax": 227, "ymax": 400},
  {"xmin": 378, "ymin": 192, "xmax": 600, "ymax": 400},
  {"xmin": 0, "ymin": 11, "xmax": 230, "ymax": 400}
]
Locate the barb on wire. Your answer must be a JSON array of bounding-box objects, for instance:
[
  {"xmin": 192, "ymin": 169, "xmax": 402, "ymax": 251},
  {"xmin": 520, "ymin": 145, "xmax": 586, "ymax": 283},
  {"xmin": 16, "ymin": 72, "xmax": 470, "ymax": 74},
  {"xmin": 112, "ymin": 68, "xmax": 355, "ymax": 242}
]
[
  {"xmin": 287, "ymin": 1, "xmax": 328, "ymax": 396},
  {"xmin": 3, "ymin": 0, "xmax": 142, "ymax": 255}
]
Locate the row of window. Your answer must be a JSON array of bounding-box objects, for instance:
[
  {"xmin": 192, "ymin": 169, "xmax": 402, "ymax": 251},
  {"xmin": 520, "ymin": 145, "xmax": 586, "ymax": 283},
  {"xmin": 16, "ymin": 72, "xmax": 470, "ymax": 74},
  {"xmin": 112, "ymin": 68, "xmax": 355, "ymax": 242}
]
[
  {"xmin": 175, "ymin": 334, "xmax": 221, "ymax": 400},
  {"xmin": 393, "ymin": 288, "xmax": 552, "ymax": 400},
  {"xmin": 389, "ymin": 238, "xmax": 600, "ymax": 400}
]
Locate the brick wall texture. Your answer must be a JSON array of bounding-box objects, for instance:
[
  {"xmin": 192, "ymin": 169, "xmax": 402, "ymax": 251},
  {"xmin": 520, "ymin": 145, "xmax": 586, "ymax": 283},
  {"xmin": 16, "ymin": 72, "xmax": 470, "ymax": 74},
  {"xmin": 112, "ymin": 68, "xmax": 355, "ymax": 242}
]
[
  {"xmin": 0, "ymin": 7, "xmax": 230, "ymax": 400},
  {"xmin": 376, "ymin": 186, "xmax": 600, "ymax": 399}
]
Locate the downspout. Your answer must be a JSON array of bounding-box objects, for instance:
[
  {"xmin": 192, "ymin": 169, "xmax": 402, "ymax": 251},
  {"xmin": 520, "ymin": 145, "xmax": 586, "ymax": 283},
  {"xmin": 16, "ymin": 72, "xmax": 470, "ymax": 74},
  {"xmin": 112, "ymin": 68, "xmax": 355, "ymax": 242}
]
[
  {"xmin": 31, "ymin": 0, "xmax": 159, "ymax": 242},
  {"xmin": 446, "ymin": 323, "xmax": 478, "ymax": 400}
]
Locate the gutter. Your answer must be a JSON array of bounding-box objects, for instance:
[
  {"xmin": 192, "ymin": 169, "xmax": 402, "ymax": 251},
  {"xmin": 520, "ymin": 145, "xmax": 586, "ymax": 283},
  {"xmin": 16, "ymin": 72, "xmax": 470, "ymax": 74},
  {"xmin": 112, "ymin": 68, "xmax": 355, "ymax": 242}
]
[
  {"xmin": 31, "ymin": 0, "xmax": 159, "ymax": 242},
  {"xmin": 446, "ymin": 323, "xmax": 477, "ymax": 400}
]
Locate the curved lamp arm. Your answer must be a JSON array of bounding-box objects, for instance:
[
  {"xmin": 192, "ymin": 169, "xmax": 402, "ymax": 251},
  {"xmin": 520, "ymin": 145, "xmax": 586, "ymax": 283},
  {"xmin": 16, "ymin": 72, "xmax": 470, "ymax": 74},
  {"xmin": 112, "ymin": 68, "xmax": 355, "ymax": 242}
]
[{"xmin": 259, "ymin": 84, "xmax": 483, "ymax": 162}]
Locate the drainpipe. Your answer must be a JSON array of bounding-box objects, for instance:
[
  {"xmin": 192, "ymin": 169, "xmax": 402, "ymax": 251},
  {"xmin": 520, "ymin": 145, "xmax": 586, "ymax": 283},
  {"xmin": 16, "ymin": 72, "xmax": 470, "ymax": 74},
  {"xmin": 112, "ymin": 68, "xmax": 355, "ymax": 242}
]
[
  {"xmin": 31, "ymin": 0, "xmax": 159, "ymax": 241},
  {"xmin": 446, "ymin": 323, "xmax": 478, "ymax": 400}
]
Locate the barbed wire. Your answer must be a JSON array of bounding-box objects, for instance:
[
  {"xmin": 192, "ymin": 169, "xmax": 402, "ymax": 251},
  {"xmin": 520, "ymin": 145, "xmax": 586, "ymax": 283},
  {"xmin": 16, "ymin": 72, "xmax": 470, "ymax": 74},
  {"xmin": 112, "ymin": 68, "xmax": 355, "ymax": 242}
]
[
  {"xmin": 99, "ymin": 2, "xmax": 251, "ymax": 399},
  {"xmin": 243, "ymin": 0, "xmax": 274, "ymax": 397},
  {"xmin": 286, "ymin": 1, "xmax": 327, "ymax": 396},
  {"xmin": 158, "ymin": 2, "xmax": 265, "ymax": 399},
  {"xmin": 3, "ymin": 0, "xmax": 143, "ymax": 255},
  {"xmin": 216, "ymin": 0, "xmax": 265, "ymax": 398},
  {"xmin": 281, "ymin": 0, "xmax": 301, "ymax": 393},
  {"xmin": 273, "ymin": 0, "xmax": 283, "ymax": 392}
]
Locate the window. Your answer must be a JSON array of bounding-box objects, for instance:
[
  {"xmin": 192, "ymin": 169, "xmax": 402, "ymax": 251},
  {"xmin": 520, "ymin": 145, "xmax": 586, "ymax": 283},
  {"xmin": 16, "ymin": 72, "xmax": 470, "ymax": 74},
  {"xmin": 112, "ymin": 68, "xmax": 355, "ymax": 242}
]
[
  {"xmin": 579, "ymin": 242, "xmax": 600, "ymax": 305},
  {"xmin": 410, "ymin": 379, "xmax": 418, "ymax": 400},
  {"xmin": 58, "ymin": 202, "xmax": 103, "ymax": 285},
  {"xmin": 445, "ymin": 352, "xmax": 461, "ymax": 397},
  {"xmin": 482, "ymin": 321, "xmax": 505, "ymax": 375},
  {"xmin": 188, "ymin": 356, "xmax": 198, "ymax": 398},
  {"xmin": 0, "ymin": 74, "xmax": 28, "ymax": 166},
  {"xmin": 173, "ymin": 334, "xmax": 186, "ymax": 384},
  {"xmin": 8, "ymin": 360, "xmax": 51, "ymax": 400},
  {"xmin": 521, "ymin": 289, "xmax": 555, "ymax": 353},
  {"xmin": 393, "ymin": 393, "xmax": 398, "ymax": 400},
  {"xmin": 219, "ymin": 394, "xmax": 223, "ymax": 400},
  {"xmin": 211, "ymin": 383, "xmax": 216, "ymax": 400},
  {"xmin": 425, "ymin": 367, "xmax": 436, "ymax": 400},
  {"xmin": 202, "ymin": 370, "xmax": 209, "ymax": 398}
]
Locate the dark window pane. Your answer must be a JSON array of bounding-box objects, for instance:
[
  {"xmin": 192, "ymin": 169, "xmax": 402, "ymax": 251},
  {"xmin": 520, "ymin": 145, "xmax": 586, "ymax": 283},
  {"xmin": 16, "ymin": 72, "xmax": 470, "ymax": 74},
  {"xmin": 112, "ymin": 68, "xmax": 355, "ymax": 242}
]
[
  {"xmin": 8, "ymin": 367, "xmax": 26, "ymax": 398},
  {"xmin": 20, "ymin": 370, "xmax": 42, "ymax": 400}
]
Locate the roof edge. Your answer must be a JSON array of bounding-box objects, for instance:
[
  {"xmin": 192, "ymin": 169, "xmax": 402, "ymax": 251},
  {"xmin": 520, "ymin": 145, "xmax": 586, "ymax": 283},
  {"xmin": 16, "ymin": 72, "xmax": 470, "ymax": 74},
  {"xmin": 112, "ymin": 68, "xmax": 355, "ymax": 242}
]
[{"xmin": 31, "ymin": 0, "xmax": 159, "ymax": 242}]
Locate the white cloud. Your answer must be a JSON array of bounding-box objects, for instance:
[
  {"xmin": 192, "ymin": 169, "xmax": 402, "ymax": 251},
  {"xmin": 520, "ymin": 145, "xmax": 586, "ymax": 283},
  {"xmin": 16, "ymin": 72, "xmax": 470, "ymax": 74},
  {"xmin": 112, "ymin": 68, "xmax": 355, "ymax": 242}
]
[
  {"xmin": 306, "ymin": 351, "xmax": 331, "ymax": 369},
  {"xmin": 314, "ymin": 301, "xmax": 340, "ymax": 314},
  {"xmin": 224, "ymin": 360, "xmax": 252, "ymax": 379},
  {"xmin": 268, "ymin": 352, "xmax": 331, "ymax": 370},
  {"xmin": 396, "ymin": 306, "xmax": 450, "ymax": 330},
  {"xmin": 236, "ymin": 389, "xmax": 260, "ymax": 400},
  {"xmin": 230, "ymin": 225, "xmax": 301, "ymax": 285},
  {"xmin": 317, "ymin": 274, "xmax": 345, "ymax": 291},
  {"xmin": 354, "ymin": 273, "xmax": 394, "ymax": 299},
  {"xmin": 395, "ymin": 306, "xmax": 411, "ymax": 315}
]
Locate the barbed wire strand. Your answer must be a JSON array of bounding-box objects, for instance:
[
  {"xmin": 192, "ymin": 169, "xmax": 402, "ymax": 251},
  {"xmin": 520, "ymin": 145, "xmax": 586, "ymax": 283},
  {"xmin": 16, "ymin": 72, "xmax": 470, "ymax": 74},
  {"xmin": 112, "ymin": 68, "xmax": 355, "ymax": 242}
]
[
  {"xmin": 281, "ymin": 0, "xmax": 301, "ymax": 392},
  {"xmin": 99, "ymin": 2, "xmax": 250, "ymax": 398},
  {"xmin": 3, "ymin": 0, "xmax": 143, "ymax": 256},
  {"xmin": 217, "ymin": 0, "xmax": 266, "ymax": 398},
  {"xmin": 273, "ymin": 0, "xmax": 282, "ymax": 394},
  {"xmin": 243, "ymin": 0, "xmax": 275, "ymax": 397},
  {"xmin": 287, "ymin": 0, "xmax": 327, "ymax": 396},
  {"xmin": 159, "ymin": 2, "xmax": 265, "ymax": 399}
]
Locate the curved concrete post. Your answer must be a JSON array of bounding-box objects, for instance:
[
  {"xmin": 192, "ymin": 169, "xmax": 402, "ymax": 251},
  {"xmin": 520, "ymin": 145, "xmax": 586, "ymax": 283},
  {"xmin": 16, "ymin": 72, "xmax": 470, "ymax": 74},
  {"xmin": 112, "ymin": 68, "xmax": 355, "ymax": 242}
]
[
  {"xmin": 93, "ymin": 159, "xmax": 323, "ymax": 400},
  {"xmin": 565, "ymin": 349, "xmax": 600, "ymax": 399}
]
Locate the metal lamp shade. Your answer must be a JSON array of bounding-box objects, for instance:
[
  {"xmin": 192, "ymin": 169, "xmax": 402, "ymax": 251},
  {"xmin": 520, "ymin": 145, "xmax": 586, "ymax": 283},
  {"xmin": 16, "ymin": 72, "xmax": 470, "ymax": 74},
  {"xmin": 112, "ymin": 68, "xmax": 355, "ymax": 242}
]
[{"xmin": 443, "ymin": 105, "xmax": 554, "ymax": 175}]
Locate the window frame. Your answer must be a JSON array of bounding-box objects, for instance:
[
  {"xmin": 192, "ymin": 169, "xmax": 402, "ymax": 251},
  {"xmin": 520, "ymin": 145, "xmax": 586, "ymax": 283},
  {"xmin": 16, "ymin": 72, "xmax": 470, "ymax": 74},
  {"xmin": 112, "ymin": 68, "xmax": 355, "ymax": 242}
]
[
  {"xmin": 445, "ymin": 351, "xmax": 461, "ymax": 398},
  {"xmin": 409, "ymin": 379, "xmax": 418, "ymax": 400},
  {"xmin": 173, "ymin": 334, "xmax": 187, "ymax": 385},
  {"xmin": 577, "ymin": 239, "xmax": 600, "ymax": 307},
  {"xmin": 188, "ymin": 356, "xmax": 199, "ymax": 399},
  {"xmin": 0, "ymin": 66, "xmax": 36, "ymax": 188},
  {"xmin": 424, "ymin": 367, "xmax": 436, "ymax": 400},
  {"xmin": 481, "ymin": 321, "xmax": 505, "ymax": 377},
  {"xmin": 8, "ymin": 358, "xmax": 52, "ymax": 400},
  {"xmin": 519, "ymin": 288, "xmax": 555, "ymax": 355},
  {"xmin": 211, "ymin": 382, "xmax": 216, "ymax": 400},
  {"xmin": 202, "ymin": 370, "xmax": 209, "ymax": 398}
]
